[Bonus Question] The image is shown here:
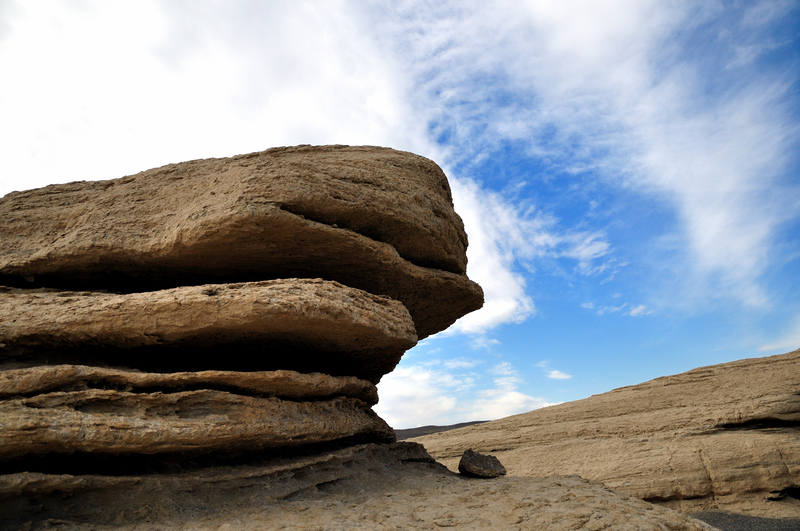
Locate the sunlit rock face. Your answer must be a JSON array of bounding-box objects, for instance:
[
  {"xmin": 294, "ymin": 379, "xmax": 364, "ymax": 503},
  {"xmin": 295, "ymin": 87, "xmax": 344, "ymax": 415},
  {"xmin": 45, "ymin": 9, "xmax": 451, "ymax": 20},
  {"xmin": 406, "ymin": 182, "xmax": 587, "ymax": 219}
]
[
  {"xmin": 0, "ymin": 145, "xmax": 482, "ymax": 488},
  {"xmin": 412, "ymin": 349, "xmax": 800, "ymax": 519}
]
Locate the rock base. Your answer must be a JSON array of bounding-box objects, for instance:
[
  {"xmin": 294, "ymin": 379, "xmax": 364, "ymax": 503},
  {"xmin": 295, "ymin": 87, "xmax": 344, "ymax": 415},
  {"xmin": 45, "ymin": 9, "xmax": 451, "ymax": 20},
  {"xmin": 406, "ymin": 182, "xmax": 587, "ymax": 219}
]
[{"xmin": 0, "ymin": 443, "xmax": 715, "ymax": 530}]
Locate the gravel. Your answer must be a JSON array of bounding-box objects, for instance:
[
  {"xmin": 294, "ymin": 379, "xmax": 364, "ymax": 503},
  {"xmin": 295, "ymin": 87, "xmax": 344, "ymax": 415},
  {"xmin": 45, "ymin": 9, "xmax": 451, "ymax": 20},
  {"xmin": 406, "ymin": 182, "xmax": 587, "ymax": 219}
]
[{"xmin": 692, "ymin": 512, "xmax": 800, "ymax": 531}]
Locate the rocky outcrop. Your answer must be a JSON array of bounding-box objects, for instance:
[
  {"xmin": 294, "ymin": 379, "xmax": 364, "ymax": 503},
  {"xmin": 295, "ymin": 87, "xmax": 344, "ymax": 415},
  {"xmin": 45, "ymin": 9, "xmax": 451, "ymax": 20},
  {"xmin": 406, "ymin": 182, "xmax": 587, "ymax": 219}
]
[
  {"xmin": 0, "ymin": 146, "xmax": 483, "ymax": 509},
  {"xmin": 412, "ymin": 349, "xmax": 800, "ymax": 518},
  {"xmin": 0, "ymin": 442, "xmax": 716, "ymax": 530},
  {"xmin": 0, "ymin": 145, "xmax": 483, "ymax": 339}
]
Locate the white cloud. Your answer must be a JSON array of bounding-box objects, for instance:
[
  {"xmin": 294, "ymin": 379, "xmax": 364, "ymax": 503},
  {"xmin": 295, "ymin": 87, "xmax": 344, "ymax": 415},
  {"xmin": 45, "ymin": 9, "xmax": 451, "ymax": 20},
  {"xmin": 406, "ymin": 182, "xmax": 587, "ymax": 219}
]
[
  {"xmin": 375, "ymin": 360, "xmax": 553, "ymax": 428},
  {"xmin": 446, "ymin": 175, "xmax": 613, "ymax": 334},
  {"xmin": 758, "ymin": 314, "xmax": 800, "ymax": 353},
  {"xmin": 372, "ymin": 0, "xmax": 800, "ymax": 309},
  {"xmin": 0, "ymin": 0, "xmax": 433, "ymax": 197},
  {"xmin": 628, "ymin": 305, "xmax": 650, "ymax": 317},
  {"xmin": 535, "ymin": 360, "xmax": 572, "ymax": 381}
]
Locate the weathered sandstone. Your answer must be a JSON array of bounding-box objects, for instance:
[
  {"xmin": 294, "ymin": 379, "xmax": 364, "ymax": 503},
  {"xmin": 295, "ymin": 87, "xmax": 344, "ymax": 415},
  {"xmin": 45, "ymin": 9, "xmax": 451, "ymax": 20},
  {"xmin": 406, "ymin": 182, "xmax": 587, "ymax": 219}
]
[
  {"xmin": 0, "ymin": 366, "xmax": 378, "ymax": 404},
  {"xmin": 0, "ymin": 443, "xmax": 716, "ymax": 530},
  {"xmin": 0, "ymin": 145, "xmax": 483, "ymax": 338},
  {"xmin": 412, "ymin": 349, "xmax": 800, "ymax": 518},
  {"xmin": 0, "ymin": 145, "xmax": 496, "ymax": 528},
  {"xmin": 0, "ymin": 279, "xmax": 416, "ymax": 382},
  {"xmin": 0, "ymin": 390, "xmax": 392, "ymax": 459}
]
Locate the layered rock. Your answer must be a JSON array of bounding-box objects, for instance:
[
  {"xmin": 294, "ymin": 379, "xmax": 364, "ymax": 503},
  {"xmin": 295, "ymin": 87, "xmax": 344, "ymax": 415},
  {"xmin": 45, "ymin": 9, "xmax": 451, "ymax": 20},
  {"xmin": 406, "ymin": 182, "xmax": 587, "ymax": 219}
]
[
  {"xmin": 0, "ymin": 279, "xmax": 416, "ymax": 382},
  {"xmin": 0, "ymin": 146, "xmax": 483, "ymax": 503},
  {"xmin": 0, "ymin": 145, "xmax": 483, "ymax": 339},
  {"xmin": 412, "ymin": 349, "xmax": 800, "ymax": 518}
]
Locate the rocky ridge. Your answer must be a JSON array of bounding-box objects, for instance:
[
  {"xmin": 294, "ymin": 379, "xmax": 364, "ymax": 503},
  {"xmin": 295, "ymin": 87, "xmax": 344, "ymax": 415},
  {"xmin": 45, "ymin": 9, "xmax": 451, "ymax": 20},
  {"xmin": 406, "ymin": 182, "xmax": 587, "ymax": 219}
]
[{"xmin": 412, "ymin": 349, "xmax": 800, "ymax": 519}]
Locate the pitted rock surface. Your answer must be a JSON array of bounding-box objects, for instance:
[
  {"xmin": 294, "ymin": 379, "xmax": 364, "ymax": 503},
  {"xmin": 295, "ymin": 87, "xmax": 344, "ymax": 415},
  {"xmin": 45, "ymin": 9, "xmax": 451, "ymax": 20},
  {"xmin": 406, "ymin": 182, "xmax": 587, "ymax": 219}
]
[
  {"xmin": 412, "ymin": 349, "xmax": 800, "ymax": 518},
  {"xmin": 0, "ymin": 145, "xmax": 483, "ymax": 339}
]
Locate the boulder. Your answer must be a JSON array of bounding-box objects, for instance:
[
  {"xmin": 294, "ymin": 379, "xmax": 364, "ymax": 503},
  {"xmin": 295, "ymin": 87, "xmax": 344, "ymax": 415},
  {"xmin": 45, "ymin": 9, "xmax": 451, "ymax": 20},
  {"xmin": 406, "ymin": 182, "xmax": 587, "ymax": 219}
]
[
  {"xmin": 458, "ymin": 448, "xmax": 507, "ymax": 478},
  {"xmin": 411, "ymin": 349, "xmax": 800, "ymax": 518},
  {"xmin": 0, "ymin": 279, "xmax": 416, "ymax": 383},
  {"xmin": 0, "ymin": 145, "xmax": 483, "ymax": 339},
  {"xmin": 0, "ymin": 443, "xmax": 716, "ymax": 530}
]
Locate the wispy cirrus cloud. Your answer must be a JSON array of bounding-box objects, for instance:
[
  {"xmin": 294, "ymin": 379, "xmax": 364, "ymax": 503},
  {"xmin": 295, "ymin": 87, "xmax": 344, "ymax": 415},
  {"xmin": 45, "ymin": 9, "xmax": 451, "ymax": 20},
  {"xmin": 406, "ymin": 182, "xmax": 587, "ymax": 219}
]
[{"xmin": 373, "ymin": 0, "xmax": 800, "ymax": 310}]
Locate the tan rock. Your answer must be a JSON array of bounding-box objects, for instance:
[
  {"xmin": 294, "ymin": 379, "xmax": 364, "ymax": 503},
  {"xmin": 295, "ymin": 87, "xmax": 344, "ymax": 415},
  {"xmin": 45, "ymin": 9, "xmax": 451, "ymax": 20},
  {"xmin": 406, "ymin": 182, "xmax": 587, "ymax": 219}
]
[
  {"xmin": 0, "ymin": 443, "xmax": 715, "ymax": 530},
  {"xmin": 0, "ymin": 390, "xmax": 392, "ymax": 459},
  {"xmin": 0, "ymin": 365, "xmax": 378, "ymax": 405},
  {"xmin": 412, "ymin": 349, "xmax": 800, "ymax": 518},
  {"xmin": 0, "ymin": 145, "xmax": 483, "ymax": 338},
  {"xmin": 0, "ymin": 279, "xmax": 416, "ymax": 383}
]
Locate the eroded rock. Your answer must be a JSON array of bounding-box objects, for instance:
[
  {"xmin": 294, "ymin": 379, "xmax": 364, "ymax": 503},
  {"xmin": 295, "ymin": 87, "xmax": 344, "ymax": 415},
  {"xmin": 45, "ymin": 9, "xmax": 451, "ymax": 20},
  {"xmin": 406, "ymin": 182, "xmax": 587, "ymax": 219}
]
[
  {"xmin": 0, "ymin": 390, "xmax": 392, "ymax": 459},
  {"xmin": 0, "ymin": 146, "xmax": 491, "ymax": 527},
  {"xmin": 0, "ymin": 278, "xmax": 416, "ymax": 382},
  {"xmin": 412, "ymin": 349, "xmax": 800, "ymax": 518},
  {"xmin": 0, "ymin": 366, "xmax": 378, "ymax": 405},
  {"xmin": 0, "ymin": 146, "xmax": 483, "ymax": 339}
]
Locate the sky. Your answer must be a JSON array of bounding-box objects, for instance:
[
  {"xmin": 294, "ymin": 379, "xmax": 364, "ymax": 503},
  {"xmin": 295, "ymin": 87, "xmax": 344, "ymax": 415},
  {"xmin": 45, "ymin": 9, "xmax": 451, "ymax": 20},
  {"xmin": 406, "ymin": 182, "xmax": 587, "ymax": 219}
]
[{"xmin": 1, "ymin": 0, "xmax": 799, "ymax": 428}]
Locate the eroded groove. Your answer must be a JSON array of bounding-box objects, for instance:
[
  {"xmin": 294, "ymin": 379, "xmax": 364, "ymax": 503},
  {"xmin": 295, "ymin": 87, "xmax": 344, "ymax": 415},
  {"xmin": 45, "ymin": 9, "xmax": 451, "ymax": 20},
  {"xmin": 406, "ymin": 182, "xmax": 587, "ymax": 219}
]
[
  {"xmin": 716, "ymin": 418, "xmax": 800, "ymax": 430},
  {"xmin": 0, "ymin": 435, "xmax": 396, "ymax": 478}
]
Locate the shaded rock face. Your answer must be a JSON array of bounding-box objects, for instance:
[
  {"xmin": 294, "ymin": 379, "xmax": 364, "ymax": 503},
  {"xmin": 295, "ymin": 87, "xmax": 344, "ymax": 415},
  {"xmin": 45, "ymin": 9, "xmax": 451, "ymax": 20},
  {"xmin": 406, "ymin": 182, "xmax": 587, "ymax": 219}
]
[
  {"xmin": 0, "ymin": 146, "xmax": 482, "ymax": 492},
  {"xmin": 0, "ymin": 442, "xmax": 716, "ymax": 530},
  {"xmin": 412, "ymin": 349, "xmax": 800, "ymax": 519}
]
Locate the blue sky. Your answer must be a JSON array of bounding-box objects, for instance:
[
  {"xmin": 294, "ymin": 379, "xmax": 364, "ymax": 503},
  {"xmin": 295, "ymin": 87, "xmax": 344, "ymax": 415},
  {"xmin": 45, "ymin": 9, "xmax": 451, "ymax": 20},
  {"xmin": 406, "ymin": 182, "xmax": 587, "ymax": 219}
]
[{"xmin": 1, "ymin": 1, "xmax": 798, "ymax": 428}]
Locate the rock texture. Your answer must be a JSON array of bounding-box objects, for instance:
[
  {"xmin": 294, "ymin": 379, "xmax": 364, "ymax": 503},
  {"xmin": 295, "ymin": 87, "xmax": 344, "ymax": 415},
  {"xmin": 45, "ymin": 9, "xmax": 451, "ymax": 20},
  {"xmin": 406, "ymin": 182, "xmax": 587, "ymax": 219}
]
[
  {"xmin": 0, "ymin": 145, "xmax": 483, "ymax": 339},
  {"xmin": 0, "ymin": 442, "xmax": 716, "ymax": 530},
  {"xmin": 0, "ymin": 366, "xmax": 378, "ymax": 404},
  {"xmin": 0, "ymin": 391, "xmax": 392, "ymax": 459},
  {"xmin": 0, "ymin": 145, "xmax": 486, "ymax": 518},
  {"xmin": 412, "ymin": 349, "xmax": 800, "ymax": 518}
]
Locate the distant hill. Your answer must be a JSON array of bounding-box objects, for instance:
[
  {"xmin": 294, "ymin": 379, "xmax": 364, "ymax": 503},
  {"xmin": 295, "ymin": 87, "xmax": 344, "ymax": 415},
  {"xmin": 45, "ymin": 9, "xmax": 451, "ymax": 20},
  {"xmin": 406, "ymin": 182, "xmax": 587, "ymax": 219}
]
[{"xmin": 394, "ymin": 420, "xmax": 488, "ymax": 440}]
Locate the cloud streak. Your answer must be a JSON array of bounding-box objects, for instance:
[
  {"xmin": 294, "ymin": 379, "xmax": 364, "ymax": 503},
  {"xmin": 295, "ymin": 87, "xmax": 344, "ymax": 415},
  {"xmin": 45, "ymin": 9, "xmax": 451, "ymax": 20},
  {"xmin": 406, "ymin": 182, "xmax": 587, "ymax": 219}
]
[{"xmin": 373, "ymin": 0, "xmax": 800, "ymax": 310}]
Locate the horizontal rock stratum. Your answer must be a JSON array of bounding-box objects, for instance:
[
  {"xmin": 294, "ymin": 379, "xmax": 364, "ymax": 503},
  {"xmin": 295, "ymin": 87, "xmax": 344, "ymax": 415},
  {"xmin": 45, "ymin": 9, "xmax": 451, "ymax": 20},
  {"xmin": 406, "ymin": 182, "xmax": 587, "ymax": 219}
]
[
  {"xmin": 0, "ymin": 145, "xmax": 483, "ymax": 339},
  {"xmin": 412, "ymin": 349, "xmax": 800, "ymax": 519},
  {"xmin": 0, "ymin": 279, "xmax": 416, "ymax": 383}
]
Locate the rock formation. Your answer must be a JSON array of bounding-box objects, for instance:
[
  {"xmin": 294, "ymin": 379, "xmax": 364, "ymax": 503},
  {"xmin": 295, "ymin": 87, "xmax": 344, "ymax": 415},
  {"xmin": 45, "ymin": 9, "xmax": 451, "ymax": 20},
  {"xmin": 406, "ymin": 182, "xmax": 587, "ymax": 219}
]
[
  {"xmin": 0, "ymin": 146, "xmax": 481, "ymax": 500},
  {"xmin": 0, "ymin": 145, "xmax": 720, "ymax": 529},
  {"xmin": 412, "ymin": 349, "xmax": 800, "ymax": 519}
]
